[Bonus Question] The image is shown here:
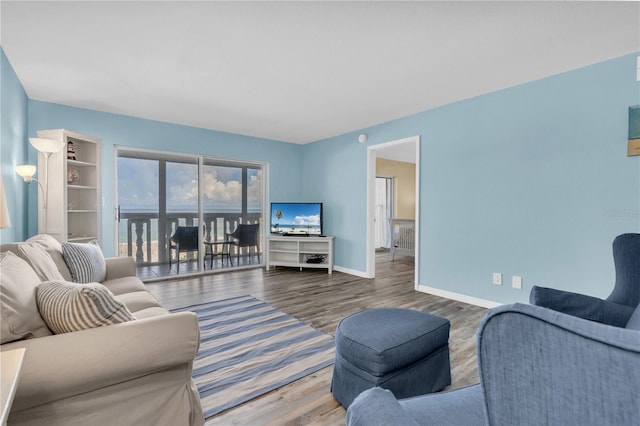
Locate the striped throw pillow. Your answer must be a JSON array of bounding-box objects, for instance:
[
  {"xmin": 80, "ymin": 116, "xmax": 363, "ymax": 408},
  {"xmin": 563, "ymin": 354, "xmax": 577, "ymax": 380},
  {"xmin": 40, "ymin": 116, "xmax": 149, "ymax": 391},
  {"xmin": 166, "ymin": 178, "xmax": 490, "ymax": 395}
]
[
  {"xmin": 62, "ymin": 240, "xmax": 106, "ymax": 283},
  {"xmin": 37, "ymin": 280, "xmax": 135, "ymax": 334}
]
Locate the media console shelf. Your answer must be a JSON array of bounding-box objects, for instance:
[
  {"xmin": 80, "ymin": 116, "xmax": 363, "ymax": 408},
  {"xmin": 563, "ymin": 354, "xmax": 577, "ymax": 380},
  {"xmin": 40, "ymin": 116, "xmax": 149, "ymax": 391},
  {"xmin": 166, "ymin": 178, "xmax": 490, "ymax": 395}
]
[{"xmin": 267, "ymin": 235, "xmax": 335, "ymax": 274}]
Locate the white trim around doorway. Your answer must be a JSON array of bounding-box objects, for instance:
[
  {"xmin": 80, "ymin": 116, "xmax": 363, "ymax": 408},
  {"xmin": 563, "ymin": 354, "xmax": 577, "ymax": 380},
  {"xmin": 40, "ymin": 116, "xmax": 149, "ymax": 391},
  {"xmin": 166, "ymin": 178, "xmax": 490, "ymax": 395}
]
[{"xmin": 366, "ymin": 135, "xmax": 420, "ymax": 287}]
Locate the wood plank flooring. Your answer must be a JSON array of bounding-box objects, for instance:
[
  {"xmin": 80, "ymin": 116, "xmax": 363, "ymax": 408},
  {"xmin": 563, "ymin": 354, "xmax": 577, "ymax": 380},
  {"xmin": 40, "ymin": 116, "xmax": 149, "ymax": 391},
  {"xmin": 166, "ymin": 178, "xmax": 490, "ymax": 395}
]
[{"xmin": 146, "ymin": 252, "xmax": 487, "ymax": 425}]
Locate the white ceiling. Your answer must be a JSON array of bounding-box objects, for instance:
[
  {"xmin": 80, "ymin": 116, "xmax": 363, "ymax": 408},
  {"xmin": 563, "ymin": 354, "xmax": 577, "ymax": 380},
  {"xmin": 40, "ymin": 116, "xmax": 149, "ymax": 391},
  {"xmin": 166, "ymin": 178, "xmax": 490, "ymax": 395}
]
[{"xmin": 1, "ymin": 1, "xmax": 639, "ymax": 144}]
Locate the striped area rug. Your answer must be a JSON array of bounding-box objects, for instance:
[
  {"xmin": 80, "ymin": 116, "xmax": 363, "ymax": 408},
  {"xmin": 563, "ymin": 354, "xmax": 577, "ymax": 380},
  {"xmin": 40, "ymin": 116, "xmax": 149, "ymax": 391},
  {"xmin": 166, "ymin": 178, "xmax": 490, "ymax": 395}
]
[{"xmin": 171, "ymin": 295, "xmax": 336, "ymax": 419}]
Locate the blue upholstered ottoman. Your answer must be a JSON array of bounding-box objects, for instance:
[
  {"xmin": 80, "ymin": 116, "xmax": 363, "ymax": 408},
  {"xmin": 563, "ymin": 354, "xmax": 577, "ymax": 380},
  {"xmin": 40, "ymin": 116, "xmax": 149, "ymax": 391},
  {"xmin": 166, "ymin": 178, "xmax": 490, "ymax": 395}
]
[{"xmin": 331, "ymin": 308, "xmax": 451, "ymax": 408}]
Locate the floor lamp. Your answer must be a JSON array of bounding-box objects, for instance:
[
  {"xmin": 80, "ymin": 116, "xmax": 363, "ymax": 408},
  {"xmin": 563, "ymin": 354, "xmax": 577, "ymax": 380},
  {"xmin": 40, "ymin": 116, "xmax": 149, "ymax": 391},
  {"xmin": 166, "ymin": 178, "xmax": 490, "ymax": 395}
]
[
  {"xmin": 16, "ymin": 138, "xmax": 65, "ymax": 233},
  {"xmin": 0, "ymin": 172, "xmax": 11, "ymax": 230}
]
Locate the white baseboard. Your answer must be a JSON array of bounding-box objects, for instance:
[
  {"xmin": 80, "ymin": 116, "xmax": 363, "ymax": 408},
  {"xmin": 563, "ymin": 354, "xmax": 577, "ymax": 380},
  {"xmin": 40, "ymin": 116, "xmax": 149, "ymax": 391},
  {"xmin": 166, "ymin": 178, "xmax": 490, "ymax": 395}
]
[
  {"xmin": 332, "ymin": 270, "xmax": 501, "ymax": 308},
  {"xmin": 333, "ymin": 265, "xmax": 373, "ymax": 279},
  {"xmin": 417, "ymin": 284, "xmax": 501, "ymax": 309}
]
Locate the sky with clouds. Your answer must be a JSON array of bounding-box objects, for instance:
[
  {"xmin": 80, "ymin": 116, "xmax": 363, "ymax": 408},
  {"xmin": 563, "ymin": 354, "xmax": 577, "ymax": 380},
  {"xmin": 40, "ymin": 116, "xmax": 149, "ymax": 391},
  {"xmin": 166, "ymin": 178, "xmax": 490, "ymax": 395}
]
[{"xmin": 118, "ymin": 158, "xmax": 262, "ymax": 212}]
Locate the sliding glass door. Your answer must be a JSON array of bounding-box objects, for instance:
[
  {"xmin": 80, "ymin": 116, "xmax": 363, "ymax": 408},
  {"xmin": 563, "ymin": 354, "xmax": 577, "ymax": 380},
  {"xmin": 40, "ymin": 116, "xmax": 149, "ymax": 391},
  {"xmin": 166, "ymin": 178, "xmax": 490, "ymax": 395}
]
[
  {"xmin": 116, "ymin": 148, "xmax": 265, "ymax": 278},
  {"xmin": 202, "ymin": 160, "xmax": 263, "ymax": 266},
  {"xmin": 117, "ymin": 156, "xmax": 161, "ymax": 264}
]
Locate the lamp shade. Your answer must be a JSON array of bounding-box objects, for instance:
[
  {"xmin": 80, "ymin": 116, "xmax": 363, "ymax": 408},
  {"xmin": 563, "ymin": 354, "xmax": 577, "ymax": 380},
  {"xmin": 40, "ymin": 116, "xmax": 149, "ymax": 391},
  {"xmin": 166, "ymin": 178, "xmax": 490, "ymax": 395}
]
[
  {"xmin": 16, "ymin": 165, "xmax": 36, "ymax": 182},
  {"xmin": 29, "ymin": 138, "xmax": 64, "ymax": 154},
  {"xmin": 0, "ymin": 172, "xmax": 11, "ymax": 229}
]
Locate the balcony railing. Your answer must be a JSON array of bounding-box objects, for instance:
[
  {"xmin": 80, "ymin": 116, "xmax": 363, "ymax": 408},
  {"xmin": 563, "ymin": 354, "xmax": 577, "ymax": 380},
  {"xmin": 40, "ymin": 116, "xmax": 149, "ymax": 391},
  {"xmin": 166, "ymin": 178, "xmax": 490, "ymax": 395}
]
[{"xmin": 119, "ymin": 211, "xmax": 262, "ymax": 265}]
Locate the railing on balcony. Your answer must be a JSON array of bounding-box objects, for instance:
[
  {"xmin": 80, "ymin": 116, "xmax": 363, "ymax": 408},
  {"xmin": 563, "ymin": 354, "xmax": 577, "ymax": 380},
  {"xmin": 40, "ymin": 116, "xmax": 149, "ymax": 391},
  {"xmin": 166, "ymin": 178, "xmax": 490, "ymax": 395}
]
[{"xmin": 119, "ymin": 211, "xmax": 262, "ymax": 266}]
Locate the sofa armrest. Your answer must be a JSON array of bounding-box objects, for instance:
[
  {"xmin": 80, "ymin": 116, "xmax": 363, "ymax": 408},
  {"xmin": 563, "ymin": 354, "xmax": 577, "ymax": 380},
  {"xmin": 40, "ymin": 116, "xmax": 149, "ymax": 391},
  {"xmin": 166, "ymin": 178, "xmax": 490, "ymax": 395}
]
[
  {"xmin": 347, "ymin": 387, "xmax": 420, "ymax": 426},
  {"xmin": 104, "ymin": 256, "xmax": 136, "ymax": 280},
  {"xmin": 478, "ymin": 303, "xmax": 640, "ymax": 426},
  {"xmin": 1, "ymin": 311, "xmax": 199, "ymax": 411},
  {"xmin": 529, "ymin": 285, "xmax": 634, "ymax": 326}
]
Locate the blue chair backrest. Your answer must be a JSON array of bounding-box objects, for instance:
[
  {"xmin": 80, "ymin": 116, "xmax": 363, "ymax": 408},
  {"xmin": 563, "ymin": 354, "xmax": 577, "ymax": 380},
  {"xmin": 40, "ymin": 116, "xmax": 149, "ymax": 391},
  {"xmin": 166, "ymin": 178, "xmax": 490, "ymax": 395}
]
[
  {"xmin": 607, "ymin": 233, "xmax": 640, "ymax": 307},
  {"xmin": 171, "ymin": 226, "xmax": 199, "ymax": 251}
]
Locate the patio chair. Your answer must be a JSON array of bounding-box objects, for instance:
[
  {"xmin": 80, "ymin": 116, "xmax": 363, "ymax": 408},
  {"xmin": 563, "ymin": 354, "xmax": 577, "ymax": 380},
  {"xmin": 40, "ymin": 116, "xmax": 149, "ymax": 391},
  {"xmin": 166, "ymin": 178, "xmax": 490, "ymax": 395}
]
[
  {"xmin": 226, "ymin": 223, "xmax": 260, "ymax": 264},
  {"xmin": 169, "ymin": 226, "xmax": 200, "ymax": 273}
]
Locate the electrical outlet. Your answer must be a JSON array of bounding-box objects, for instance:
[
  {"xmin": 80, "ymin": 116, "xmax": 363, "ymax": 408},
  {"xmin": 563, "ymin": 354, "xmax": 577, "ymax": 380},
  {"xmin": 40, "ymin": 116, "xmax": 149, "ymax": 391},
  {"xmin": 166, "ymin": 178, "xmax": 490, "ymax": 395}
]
[
  {"xmin": 493, "ymin": 272, "xmax": 502, "ymax": 286},
  {"xmin": 512, "ymin": 276, "xmax": 522, "ymax": 289}
]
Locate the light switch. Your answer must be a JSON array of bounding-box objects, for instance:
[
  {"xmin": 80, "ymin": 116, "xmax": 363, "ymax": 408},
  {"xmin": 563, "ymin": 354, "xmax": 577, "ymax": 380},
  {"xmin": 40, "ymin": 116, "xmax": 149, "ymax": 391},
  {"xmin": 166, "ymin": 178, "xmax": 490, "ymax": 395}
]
[
  {"xmin": 512, "ymin": 276, "xmax": 522, "ymax": 289},
  {"xmin": 493, "ymin": 272, "xmax": 502, "ymax": 286}
]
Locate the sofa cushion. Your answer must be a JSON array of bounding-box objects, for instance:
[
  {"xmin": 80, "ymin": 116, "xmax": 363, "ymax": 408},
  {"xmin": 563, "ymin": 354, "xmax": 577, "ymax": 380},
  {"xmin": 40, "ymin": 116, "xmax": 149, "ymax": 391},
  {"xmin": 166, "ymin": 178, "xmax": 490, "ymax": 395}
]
[
  {"xmin": 18, "ymin": 242, "xmax": 65, "ymax": 281},
  {"xmin": 37, "ymin": 280, "xmax": 136, "ymax": 334},
  {"xmin": 62, "ymin": 240, "xmax": 107, "ymax": 283},
  {"xmin": 0, "ymin": 252, "xmax": 52, "ymax": 343},
  {"xmin": 102, "ymin": 276, "xmax": 148, "ymax": 296},
  {"xmin": 26, "ymin": 234, "xmax": 72, "ymax": 280},
  {"xmin": 132, "ymin": 306, "xmax": 170, "ymax": 320},
  {"xmin": 115, "ymin": 291, "xmax": 163, "ymax": 313}
]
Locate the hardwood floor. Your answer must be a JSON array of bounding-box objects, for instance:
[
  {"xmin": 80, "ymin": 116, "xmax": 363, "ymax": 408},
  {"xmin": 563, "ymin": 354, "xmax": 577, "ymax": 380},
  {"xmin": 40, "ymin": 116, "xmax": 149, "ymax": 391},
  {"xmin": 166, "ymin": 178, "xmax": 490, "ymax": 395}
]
[{"xmin": 146, "ymin": 252, "xmax": 487, "ymax": 425}]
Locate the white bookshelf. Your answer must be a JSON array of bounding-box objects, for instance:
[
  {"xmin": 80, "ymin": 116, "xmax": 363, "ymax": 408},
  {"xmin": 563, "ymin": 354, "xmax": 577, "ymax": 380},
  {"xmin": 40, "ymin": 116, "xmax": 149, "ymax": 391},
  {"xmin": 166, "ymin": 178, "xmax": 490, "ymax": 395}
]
[
  {"xmin": 36, "ymin": 129, "xmax": 102, "ymax": 243},
  {"xmin": 267, "ymin": 235, "xmax": 335, "ymax": 274}
]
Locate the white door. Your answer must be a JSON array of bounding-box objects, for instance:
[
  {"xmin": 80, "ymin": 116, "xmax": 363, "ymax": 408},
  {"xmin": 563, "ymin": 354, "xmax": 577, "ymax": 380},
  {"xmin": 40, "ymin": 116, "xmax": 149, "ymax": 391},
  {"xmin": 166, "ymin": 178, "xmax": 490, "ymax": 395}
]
[{"xmin": 374, "ymin": 177, "xmax": 393, "ymax": 248}]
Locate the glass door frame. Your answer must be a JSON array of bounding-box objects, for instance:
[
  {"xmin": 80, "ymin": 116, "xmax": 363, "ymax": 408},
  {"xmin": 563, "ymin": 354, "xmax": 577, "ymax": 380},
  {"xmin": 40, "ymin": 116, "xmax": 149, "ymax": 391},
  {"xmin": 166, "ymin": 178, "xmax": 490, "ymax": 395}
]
[{"xmin": 114, "ymin": 146, "xmax": 268, "ymax": 278}]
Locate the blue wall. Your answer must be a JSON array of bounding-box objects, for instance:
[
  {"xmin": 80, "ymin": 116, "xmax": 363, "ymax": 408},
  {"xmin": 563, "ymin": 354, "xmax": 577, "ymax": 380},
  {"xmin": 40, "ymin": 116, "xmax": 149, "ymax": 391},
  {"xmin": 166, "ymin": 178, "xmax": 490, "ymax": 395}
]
[
  {"xmin": 6, "ymin": 47, "xmax": 640, "ymax": 306},
  {"xmin": 303, "ymin": 53, "xmax": 640, "ymax": 304},
  {"xmin": 26, "ymin": 102, "xmax": 304, "ymax": 256},
  {"xmin": 0, "ymin": 48, "xmax": 29, "ymax": 243}
]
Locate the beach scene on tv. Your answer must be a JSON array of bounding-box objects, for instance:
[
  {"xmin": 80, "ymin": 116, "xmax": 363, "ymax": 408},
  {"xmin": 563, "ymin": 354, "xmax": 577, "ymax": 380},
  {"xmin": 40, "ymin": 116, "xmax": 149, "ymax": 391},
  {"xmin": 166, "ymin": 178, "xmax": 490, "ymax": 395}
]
[{"xmin": 271, "ymin": 203, "xmax": 322, "ymax": 235}]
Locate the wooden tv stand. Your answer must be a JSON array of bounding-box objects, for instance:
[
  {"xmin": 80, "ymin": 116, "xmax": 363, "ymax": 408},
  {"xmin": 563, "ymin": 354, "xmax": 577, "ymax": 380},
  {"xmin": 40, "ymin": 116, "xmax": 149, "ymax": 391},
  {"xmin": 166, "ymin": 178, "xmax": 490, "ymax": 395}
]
[{"xmin": 266, "ymin": 235, "xmax": 335, "ymax": 274}]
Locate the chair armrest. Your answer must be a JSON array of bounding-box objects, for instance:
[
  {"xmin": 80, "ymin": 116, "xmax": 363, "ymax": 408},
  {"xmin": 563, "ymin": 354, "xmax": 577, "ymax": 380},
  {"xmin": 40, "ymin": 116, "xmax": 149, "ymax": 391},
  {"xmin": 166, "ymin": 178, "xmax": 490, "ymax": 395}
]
[
  {"xmin": 348, "ymin": 385, "xmax": 485, "ymax": 426},
  {"xmin": 104, "ymin": 256, "xmax": 136, "ymax": 280},
  {"xmin": 529, "ymin": 285, "xmax": 634, "ymax": 326},
  {"xmin": 347, "ymin": 387, "xmax": 420, "ymax": 426},
  {"xmin": 477, "ymin": 303, "xmax": 640, "ymax": 426},
  {"xmin": 1, "ymin": 311, "xmax": 200, "ymax": 411}
]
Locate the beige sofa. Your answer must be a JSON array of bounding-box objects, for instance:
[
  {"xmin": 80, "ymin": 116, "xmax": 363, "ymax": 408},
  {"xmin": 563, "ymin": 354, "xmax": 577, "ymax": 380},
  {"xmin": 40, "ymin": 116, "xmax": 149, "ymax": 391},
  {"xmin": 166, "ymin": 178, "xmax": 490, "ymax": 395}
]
[{"xmin": 0, "ymin": 236, "xmax": 204, "ymax": 426}]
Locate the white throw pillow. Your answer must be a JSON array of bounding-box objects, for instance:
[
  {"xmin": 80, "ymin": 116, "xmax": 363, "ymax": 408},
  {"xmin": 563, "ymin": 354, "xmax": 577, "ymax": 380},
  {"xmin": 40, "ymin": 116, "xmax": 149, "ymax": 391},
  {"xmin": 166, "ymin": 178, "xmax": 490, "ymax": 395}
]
[
  {"xmin": 62, "ymin": 240, "xmax": 107, "ymax": 283},
  {"xmin": 37, "ymin": 280, "xmax": 135, "ymax": 334},
  {"xmin": 18, "ymin": 242, "xmax": 65, "ymax": 281},
  {"xmin": 0, "ymin": 252, "xmax": 52, "ymax": 343},
  {"xmin": 26, "ymin": 234, "xmax": 72, "ymax": 280},
  {"xmin": 26, "ymin": 233, "xmax": 63, "ymax": 252}
]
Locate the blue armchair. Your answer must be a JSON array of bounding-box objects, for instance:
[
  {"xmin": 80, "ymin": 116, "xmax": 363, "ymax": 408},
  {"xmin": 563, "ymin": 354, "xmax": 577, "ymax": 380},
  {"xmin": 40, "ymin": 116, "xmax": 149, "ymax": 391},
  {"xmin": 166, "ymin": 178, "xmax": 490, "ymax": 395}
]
[
  {"xmin": 347, "ymin": 303, "xmax": 640, "ymax": 426},
  {"xmin": 530, "ymin": 233, "xmax": 640, "ymax": 326}
]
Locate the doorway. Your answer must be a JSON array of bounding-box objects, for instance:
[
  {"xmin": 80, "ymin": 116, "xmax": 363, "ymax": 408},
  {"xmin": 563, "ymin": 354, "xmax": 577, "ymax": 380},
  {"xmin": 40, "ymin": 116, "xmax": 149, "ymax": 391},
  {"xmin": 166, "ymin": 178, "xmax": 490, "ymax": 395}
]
[{"xmin": 366, "ymin": 136, "xmax": 420, "ymax": 287}]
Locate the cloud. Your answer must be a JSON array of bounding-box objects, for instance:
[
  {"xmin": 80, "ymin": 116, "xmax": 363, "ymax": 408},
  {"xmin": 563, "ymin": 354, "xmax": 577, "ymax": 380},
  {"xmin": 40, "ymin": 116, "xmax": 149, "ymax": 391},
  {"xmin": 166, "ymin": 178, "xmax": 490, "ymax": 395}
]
[
  {"xmin": 202, "ymin": 171, "xmax": 242, "ymax": 202},
  {"xmin": 247, "ymin": 170, "xmax": 263, "ymax": 207},
  {"xmin": 117, "ymin": 158, "xmax": 159, "ymax": 207},
  {"xmin": 118, "ymin": 158, "xmax": 262, "ymax": 210},
  {"xmin": 294, "ymin": 214, "xmax": 320, "ymax": 226}
]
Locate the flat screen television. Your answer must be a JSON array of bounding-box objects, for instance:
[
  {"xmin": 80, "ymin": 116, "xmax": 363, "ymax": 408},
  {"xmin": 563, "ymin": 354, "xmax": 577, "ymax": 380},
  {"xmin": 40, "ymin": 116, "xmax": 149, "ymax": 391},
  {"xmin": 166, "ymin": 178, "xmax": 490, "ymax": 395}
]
[{"xmin": 270, "ymin": 202, "xmax": 323, "ymax": 235}]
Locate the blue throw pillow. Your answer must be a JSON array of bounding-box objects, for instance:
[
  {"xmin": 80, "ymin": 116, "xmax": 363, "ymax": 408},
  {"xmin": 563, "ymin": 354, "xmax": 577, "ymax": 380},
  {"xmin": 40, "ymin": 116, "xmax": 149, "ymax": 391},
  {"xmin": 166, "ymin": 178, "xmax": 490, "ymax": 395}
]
[{"xmin": 62, "ymin": 240, "xmax": 106, "ymax": 283}]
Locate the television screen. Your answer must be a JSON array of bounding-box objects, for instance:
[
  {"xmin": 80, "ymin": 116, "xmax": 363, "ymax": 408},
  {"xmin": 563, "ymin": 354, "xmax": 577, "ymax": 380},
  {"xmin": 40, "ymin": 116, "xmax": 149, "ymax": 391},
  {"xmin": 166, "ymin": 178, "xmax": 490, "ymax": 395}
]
[{"xmin": 270, "ymin": 202, "xmax": 323, "ymax": 235}]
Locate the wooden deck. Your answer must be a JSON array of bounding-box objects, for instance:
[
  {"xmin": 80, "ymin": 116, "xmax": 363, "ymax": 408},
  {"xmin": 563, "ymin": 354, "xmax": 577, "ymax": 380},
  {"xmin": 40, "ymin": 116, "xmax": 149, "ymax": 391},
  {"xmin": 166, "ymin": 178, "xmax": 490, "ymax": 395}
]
[{"xmin": 145, "ymin": 251, "xmax": 487, "ymax": 425}]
